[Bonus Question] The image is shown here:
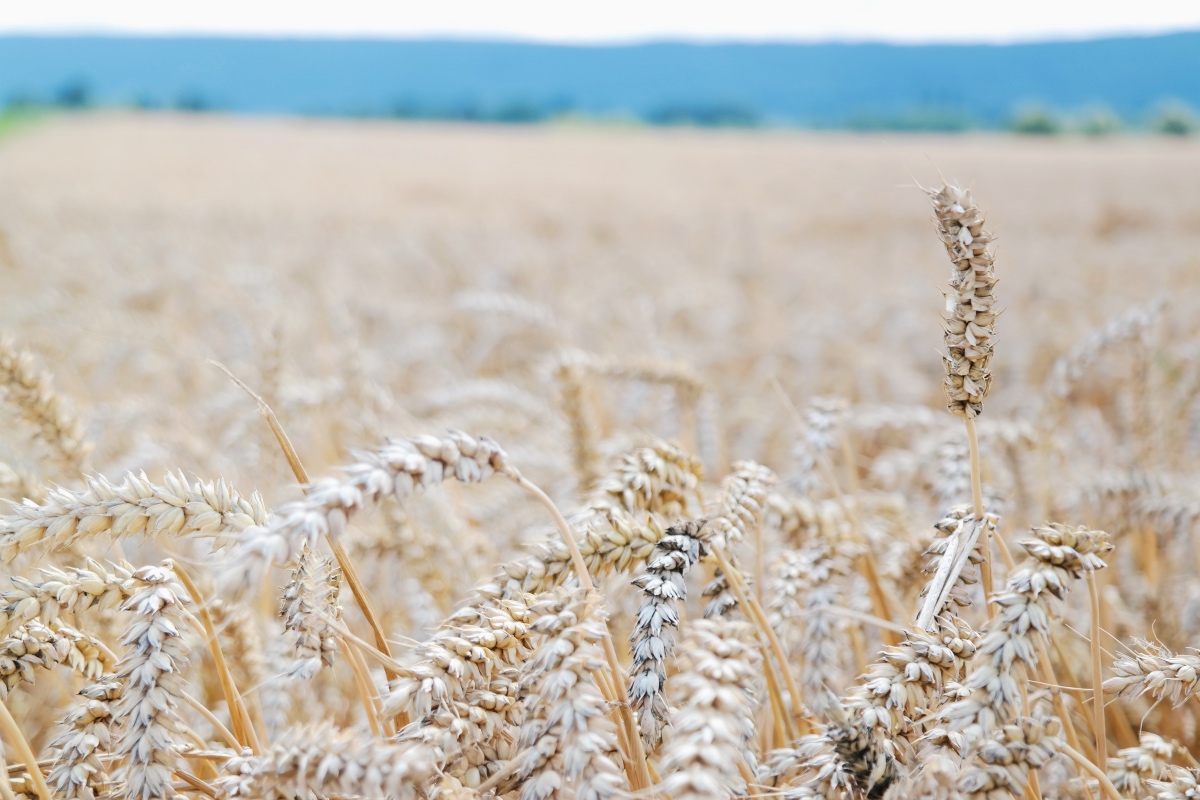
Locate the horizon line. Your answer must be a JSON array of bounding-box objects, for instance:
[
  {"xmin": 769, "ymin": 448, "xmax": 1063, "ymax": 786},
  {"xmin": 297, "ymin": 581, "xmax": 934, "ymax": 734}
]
[{"xmin": 2, "ymin": 27, "xmax": 1199, "ymax": 48}]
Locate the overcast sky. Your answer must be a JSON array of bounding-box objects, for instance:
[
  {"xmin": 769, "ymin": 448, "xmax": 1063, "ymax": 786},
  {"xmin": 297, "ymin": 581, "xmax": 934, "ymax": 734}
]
[{"xmin": 3, "ymin": 1, "xmax": 1200, "ymax": 44}]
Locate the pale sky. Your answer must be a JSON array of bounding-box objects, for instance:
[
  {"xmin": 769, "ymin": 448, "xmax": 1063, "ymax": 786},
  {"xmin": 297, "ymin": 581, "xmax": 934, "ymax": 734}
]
[{"xmin": 3, "ymin": 1, "xmax": 1200, "ymax": 44}]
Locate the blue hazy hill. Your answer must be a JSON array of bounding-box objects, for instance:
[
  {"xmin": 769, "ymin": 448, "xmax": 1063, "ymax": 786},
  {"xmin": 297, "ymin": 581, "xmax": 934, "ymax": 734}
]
[{"xmin": 1, "ymin": 33, "xmax": 1198, "ymax": 126}]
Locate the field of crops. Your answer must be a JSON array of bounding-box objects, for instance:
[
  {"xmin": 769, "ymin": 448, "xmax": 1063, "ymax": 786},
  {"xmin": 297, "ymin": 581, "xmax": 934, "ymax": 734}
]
[{"xmin": 0, "ymin": 113, "xmax": 1198, "ymax": 800}]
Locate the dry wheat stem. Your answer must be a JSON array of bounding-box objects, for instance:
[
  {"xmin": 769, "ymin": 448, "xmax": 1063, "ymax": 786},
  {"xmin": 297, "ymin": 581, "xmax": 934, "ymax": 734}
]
[
  {"xmin": 180, "ymin": 691, "xmax": 240, "ymax": 750},
  {"xmin": 0, "ymin": 696, "xmax": 49, "ymax": 800},
  {"xmin": 172, "ymin": 562, "xmax": 259, "ymax": 754},
  {"xmin": 0, "ymin": 754, "xmax": 15, "ymax": 800},
  {"xmin": 337, "ymin": 637, "xmax": 382, "ymax": 738},
  {"xmin": 712, "ymin": 545, "xmax": 801, "ymax": 741},
  {"xmin": 965, "ymin": 416, "xmax": 996, "ymax": 624},
  {"xmin": 1086, "ymin": 571, "xmax": 1107, "ymax": 772},
  {"xmin": 1060, "ymin": 742, "xmax": 1124, "ymax": 800}
]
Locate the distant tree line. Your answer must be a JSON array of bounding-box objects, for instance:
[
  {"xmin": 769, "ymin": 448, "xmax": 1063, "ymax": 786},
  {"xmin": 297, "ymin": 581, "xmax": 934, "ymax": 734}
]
[{"xmin": 2, "ymin": 77, "xmax": 1197, "ymax": 135}]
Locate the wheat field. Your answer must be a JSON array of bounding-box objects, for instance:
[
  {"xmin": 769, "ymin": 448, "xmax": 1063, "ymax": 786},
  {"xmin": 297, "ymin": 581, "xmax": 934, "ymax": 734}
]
[{"xmin": 0, "ymin": 113, "xmax": 1199, "ymax": 800}]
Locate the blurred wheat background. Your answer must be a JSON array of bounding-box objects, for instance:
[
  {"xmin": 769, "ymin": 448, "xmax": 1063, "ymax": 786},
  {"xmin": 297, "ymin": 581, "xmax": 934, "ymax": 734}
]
[{"xmin": 1, "ymin": 111, "xmax": 1199, "ymax": 800}]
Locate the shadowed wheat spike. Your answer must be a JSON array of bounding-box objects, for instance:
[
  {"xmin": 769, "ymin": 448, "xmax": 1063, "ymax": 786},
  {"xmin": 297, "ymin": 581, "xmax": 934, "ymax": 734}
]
[{"xmin": 628, "ymin": 519, "xmax": 709, "ymax": 747}]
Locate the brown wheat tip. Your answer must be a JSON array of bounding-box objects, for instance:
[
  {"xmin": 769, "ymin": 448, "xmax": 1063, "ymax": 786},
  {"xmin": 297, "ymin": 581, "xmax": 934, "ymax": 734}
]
[{"xmin": 928, "ymin": 184, "xmax": 998, "ymax": 419}]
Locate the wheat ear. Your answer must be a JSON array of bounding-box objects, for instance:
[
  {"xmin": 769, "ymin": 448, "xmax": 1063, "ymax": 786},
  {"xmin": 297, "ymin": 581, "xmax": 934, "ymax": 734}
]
[
  {"xmin": 113, "ymin": 563, "xmax": 192, "ymax": 800},
  {"xmin": 46, "ymin": 679, "xmax": 123, "ymax": 800},
  {"xmin": 511, "ymin": 591, "xmax": 628, "ymax": 800},
  {"xmin": 628, "ymin": 519, "xmax": 709, "ymax": 747},
  {"xmin": 0, "ymin": 337, "xmax": 91, "ymax": 475},
  {"xmin": 657, "ymin": 619, "xmax": 761, "ymax": 800},
  {"xmin": 918, "ymin": 182, "xmax": 1000, "ymax": 630},
  {"xmin": 0, "ymin": 472, "xmax": 266, "ymax": 562}
]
